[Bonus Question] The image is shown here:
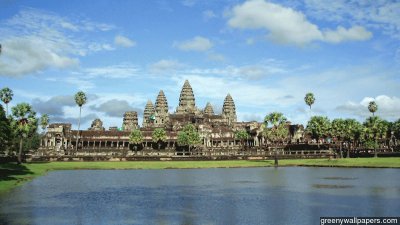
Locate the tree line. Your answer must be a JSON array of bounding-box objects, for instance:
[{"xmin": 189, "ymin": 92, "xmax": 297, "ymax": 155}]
[{"xmin": 1, "ymin": 88, "xmax": 399, "ymax": 163}]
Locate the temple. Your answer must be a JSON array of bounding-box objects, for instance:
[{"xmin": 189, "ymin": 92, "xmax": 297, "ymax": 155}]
[{"xmin": 40, "ymin": 80, "xmax": 305, "ymax": 156}]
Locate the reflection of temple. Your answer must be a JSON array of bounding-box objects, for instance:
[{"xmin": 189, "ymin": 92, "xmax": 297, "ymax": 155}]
[{"xmin": 40, "ymin": 80, "xmax": 304, "ymax": 155}]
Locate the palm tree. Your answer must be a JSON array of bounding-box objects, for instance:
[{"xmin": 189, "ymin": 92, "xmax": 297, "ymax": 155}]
[
  {"xmin": 306, "ymin": 116, "xmax": 331, "ymax": 148},
  {"xmin": 304, "ymin": 92, "xmax": 315, "ymax": 110},
  {"xmin": 10, "ymin": 103, "xmax": 38, "ymax": 164},
  {"xmin": 74, "ymin": 91, "xmax": 87, "ymax": 153},
  {"xmin": 364, "ymin": 116, "xmax": 388, "ymax": 158},
  {"xmin": 152, "ymin": 128, "xmax": 167, "ymax": 151},
  {"xmin": 0, "ymin": 104, "xmax": 12, "ymax": 154},
  {"xmin": 129, "ymin": 129, "xmax": 143, "ymax": 155},
  {"xmin": 368, "ymin": 101, "xmax": 378, "ymax": 116},
  {"xmin": 0, "ymin": 87, "xmax": 13, "ymax": 117},
  {"xmin": 344, "ymin": 119, "xmax": 364, "ymax": 158},
  {"xmin": 331, "ymin": 118, "xmax": 346, "ymax": 158},
  {"xmin": 264, "ymin": 112, "xmax": 289, "ymax": 167},
  {"xmin": 40, "ymin": 114, "xmax": 49, "ymax": 133}
]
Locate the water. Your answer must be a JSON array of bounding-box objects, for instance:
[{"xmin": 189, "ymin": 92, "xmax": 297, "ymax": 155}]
[{"xmin": 0, "ymin": 167, "xmax": 399, "ymax": 225}]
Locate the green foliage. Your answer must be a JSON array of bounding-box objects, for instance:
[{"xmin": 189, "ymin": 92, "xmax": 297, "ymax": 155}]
[
  {"xmin": 363, "ymin": 139, "xmax": 379, "ymax": 149},
  {"xmin": 129, "ymin": 129, "xmax": 143, "ymax": 145},
  {"xmin": 0, "ymin": 105, "xmax": 12, "ymax": 151},
  {"xmin": 306, "ymin": 116, "xmax": 331, "ymax": 141},
  {"xmin": 152, "ymin": 128, "xmax": 167, "ymax": 143},
  {"xmin": 263, "ymin": 112, "xmax": 289, "ymax": 143},
  {"xmin": 392, "ymin": 119, "xmax": 400, "ymax": 139},
  {"xmin": 234, "ymin": 129, "xmax": 250, "ymax": 141},
  {"xmin": 363, "ymin": 116, "xmax": 388, "ymax": 141},
  {"xmin": 177, "ymin": 124, "xmax": 201, "ymax": 147},
  {"xmin": 40, "ymin": 114, "xmax": 49, "ymax": 131},
  {"xmin": 304, "ymin": 92, "xmax": 315, "ymax": 109},
  {"xmin": 0, "ymin": 87, "xmax": 13, "ymax": 108},
  {"xmin": 74, "ymin": 91, "xmax": 87, "ymax": 107},
  {"xmin": 10, "ymin": 103, "xmax": 38, "ymax": 138},
  {"xmin": 368, "ymin": 101, "xmax": 378, "ymax": 115}
]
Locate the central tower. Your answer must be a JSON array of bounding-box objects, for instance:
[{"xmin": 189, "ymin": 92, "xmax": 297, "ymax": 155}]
[{"xmin": 176, "ymin": 80, "xmax": 197, "ymax": 114}]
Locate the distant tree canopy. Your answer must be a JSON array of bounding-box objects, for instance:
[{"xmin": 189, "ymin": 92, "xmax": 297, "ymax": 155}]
[{"xmin": 306, "ymin": 116, "xmax": 331, "ymax": 143}]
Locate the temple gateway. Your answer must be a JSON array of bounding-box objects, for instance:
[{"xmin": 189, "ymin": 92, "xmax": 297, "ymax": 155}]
[{"xmin": 40, "ymin": 80, "xmax": 304, "ymax": 156}]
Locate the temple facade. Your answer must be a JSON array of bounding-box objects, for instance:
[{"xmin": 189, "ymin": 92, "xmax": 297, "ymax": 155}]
[{"xmin": 40, "ymin": 80, "xmax": 304, "ymax": 155}]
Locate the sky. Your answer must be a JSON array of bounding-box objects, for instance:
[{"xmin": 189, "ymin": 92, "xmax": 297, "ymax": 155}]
[{"xmin": 0, "ymin": 0, "xmax": 399, "ymax": 130}]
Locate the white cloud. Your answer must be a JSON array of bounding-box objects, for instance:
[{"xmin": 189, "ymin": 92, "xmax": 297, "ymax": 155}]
[
  {"xmin": 304, "ymin": 0, "xmax": 400, "ymax": 39},
  {"xmin": 0, "ymin": 8, "xmax": 115, "ymax": 76},
  {"xmin": 174, "ymin": 36, "xmax": 213, "ymax": 51},
  {"xmin": 227, "ymin": 0, "xmax": 372, "ymax": 45},
  {"xmin": 114, "ymin": 35, "xmax": 136, "ymax": 48},
  {"xmin": 324, "ymin": 26, "xmax": 372, "ymax": 43},
  {"xmin": 336, "ymin": 95, "xmax": 400, "ymax": 120},
  {"xmin": 83, "ymin": 64, "xmax": 139, "ymax": 78},
  {"xmin": 149, "ymin": 60, "xmax": 183, "ymax": 73}
]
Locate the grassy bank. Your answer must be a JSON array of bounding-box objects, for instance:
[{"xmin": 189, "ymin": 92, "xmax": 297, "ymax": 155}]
[{"xmin": 1, "ymin": 158, "xmax": 399, "ymax": 194}]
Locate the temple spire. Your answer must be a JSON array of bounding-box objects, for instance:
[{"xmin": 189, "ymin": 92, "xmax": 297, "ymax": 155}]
[
  {"xmin": 176, "ymin": 80, "xmax": 196, "ymax": 114},
  {"xmin": 155, "ymin": 90, "xmax": 169, "ymax": 125},
  {"xmin": 222, "ymin": 93, "xmax": 237, "ymax": 125},
  {"xmin": 204, "ymin": 102, "xmax": 214, "ymax": 115},
  {"xmin": 143, "ymin": 99, "xmax": 155, "ymax": 127}
]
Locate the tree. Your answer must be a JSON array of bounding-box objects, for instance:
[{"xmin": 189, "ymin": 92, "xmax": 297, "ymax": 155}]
[
  {"xmin": 10, "ymin": 103, "xmax": 38, "ymax": 164},
  {"xmin": 0, "ymin": 104, "xmax": 12, "ymax": 153},
  {"xmin": 306, "ymin": 116, "xmax": 331, "ymax": 148},
  {"xmin": 74, "ymin": 91, "xmax": 87, "ymax": 152},
  {"xmin": 331, "ymin": 118, "xmax": 346, "ymax": 158},
  {"xmin": 234, "ymin": 129, "xmax": 250, "ymax": 149},
  {"xmin": 177, "ymin": 124, "xmax": 201, "ymax": 153},
  {"xmin": 40, "ymin": 114, "xmax": 49, "ymax": 132},
  {"xmin": 343, "ymin": 119, "xmax": 364, "ymax": 158},
  {"xmin": 263, "ymin": 112, "xmax": 289, "ymax": 166},
  {"xmin": 152, "ymin": 128, "xmax": 167, "ymax": 150},
  {"xmin": 0, "ymin": 87, "xmax": 13, "ymax": 117},
  {"xmin": 304, "ymin": 92, "xmax": 315, "ymax": 110},
  {"xmin": 129, "ymin": 129, "xmax": 143, "ymax": 154},
  {"xmin": 368, "ymin": 101, "xmax": 378, "ymax": 116},
  {"xmin": 364, "ymin": 116, "xmax": 388, "ymax": 157},
  {"xmin": 392, "ymin": 119, "xmax": 400, "ymax": 145}
]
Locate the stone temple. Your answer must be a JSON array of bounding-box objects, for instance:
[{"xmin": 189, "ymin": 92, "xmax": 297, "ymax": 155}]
[{"xmin": 40, "ymin": 80, "xmax": 304, "ymax": 155}]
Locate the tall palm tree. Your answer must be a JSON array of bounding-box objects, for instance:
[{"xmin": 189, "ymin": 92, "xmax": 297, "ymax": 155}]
[
  {"xmin": 264, "ymin": 112, "xmax": 289, "ymax": 167},
  {"xmin": 306, "ymin": 116, "xmax": 331, "ymax": 148},
  {"xmin": 331, "ymin": 118, "xmax": 346, "ymax": 158},
  {"xmin": 304, "ymin": 92, "xmax": 315, "ymax": 110},
  {"xmin": 10, "ymin": 103, "xmax": 38, "ymax": 164},
  {"xmin": 368, "ymin": 101, "xmax": 378, "ymax": 116},
  {"xmin": 74, "ymin": 91, "xmax": 87, "ymax": 152},
  {"xmin": 0, "ymin": 87, "xmax": 13, "ymax": 117}
]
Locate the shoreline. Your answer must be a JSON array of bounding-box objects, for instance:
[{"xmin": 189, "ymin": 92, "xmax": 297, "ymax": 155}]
[{"xmin": 1, "ymin": 158, "xmax": 400, "ymax": 195}]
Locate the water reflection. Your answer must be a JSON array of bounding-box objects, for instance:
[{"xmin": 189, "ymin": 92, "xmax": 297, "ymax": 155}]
[{"xmin": 0, "ymin": 167, "xmax": 399, "ymax": 225}]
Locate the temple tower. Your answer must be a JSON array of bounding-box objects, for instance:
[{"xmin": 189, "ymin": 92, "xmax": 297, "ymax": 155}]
[
  {"xmin": 203, "ymin": 102, "xmax": 214, "ymax": 115},
  {"xmin": 222, "ymin": 94, "xmax": 237, "ymax": 125},
  {"xmin": 176, "ymin": 80, "xmax": 196, "ymax": 114},
  {"xmin": 89, "ymin": 118, "xmax": 105, "ymax": 131},
  {"xmin": 123, "ymin": 111, "xmax": 138, "ymax": 131},
  {"xmin": 142, "ymin": 100, "xmax": 155, "ymax": 127},
  {"xmin": 154, "ymin": 90, "xmax": 169, "ymax": 125}
]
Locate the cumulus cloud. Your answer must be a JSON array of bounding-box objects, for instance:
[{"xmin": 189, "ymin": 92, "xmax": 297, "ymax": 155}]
[
  {"xmin": 0, "ymin": 8, "xmax": 115, "ymax": 76},
  {"xmin": 90, "ymin": 99, "xmax": 141, "ymax": 118},
  {"xmin": 227, "ymin": 0, "xmax": 372, "ymax": 45},
  {"xmin": 114, "ymin": 35, "xmax": 136, "ymax": 48},
  {"xmin": 174, "ymin": 36, "xmax": 213, "ymax": 51},
  {"xmin": 336, "ymin": 95, "xmax": 400, "ymax": 120},
  {"xmin": 149, "ymin": 60, "xmax": 183, "ymax": 73}
]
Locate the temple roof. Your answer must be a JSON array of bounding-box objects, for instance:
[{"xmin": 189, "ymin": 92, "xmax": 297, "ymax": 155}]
[{"xmin": 204, "ymin": 102, "xmax": 214, "ymax": 115}]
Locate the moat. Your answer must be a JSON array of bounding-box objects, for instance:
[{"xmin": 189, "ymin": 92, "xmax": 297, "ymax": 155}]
[{"xmin": 0, "ymin": 167, "xmax": 399, "ymax": 225}]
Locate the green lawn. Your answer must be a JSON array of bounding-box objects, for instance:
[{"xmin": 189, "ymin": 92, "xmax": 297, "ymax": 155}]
[{"xmin": 1, "ymin": 158, "xmax": 399, "ymax": 194}]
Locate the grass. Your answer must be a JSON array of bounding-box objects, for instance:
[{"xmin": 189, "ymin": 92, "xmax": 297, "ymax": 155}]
[{"xmin": 1, "ymin": 158, "xmax": 399, "ymax": 194}]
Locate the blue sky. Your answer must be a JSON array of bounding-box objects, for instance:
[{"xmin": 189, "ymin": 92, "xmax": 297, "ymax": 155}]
[{"xmin": 1, "ymin": 0, "xmax": 399, "ymax": 129}]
